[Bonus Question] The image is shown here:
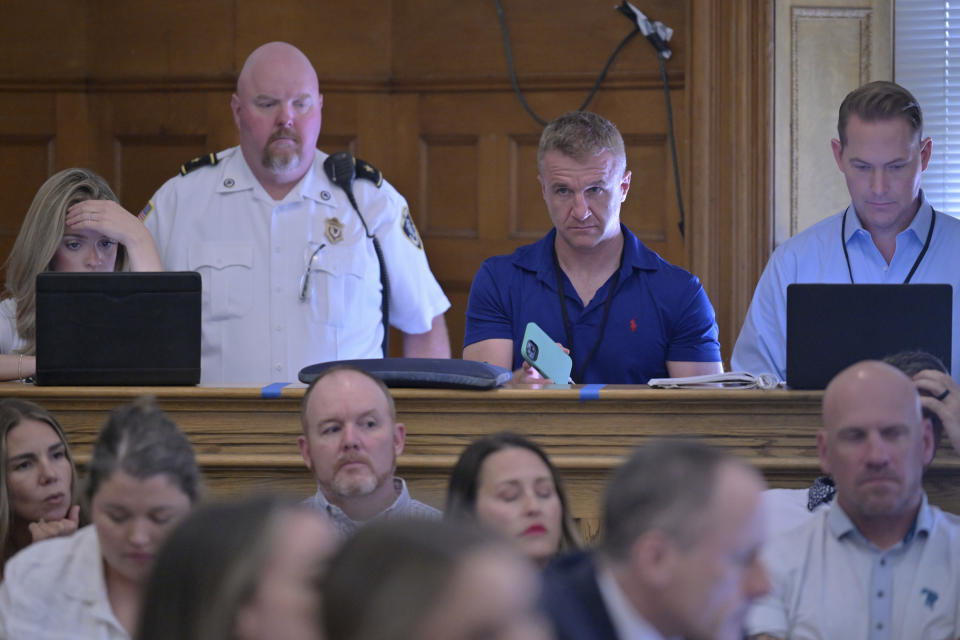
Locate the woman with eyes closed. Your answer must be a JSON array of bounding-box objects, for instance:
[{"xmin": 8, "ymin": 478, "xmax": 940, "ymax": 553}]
[
  {"xmin": 0, "ymin": 398, "xmax": 81, "ymax": 578},
  {"xmin": 0, "ymin": 398, "xmax": 200, "ymax": 640},
  {"xmin": 0, "ymin": 167, "xmax": 162, "ymax": 381},
  {"xmin": 445, "ymin": 432, "xmax": 581, "ymax": 565}
]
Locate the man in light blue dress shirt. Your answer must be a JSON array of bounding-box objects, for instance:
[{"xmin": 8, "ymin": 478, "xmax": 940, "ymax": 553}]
[
  {"xmin": 733, "ymin": 81, "xmax": 960, "ymax": 382},
  {"xmin": 746, "ymin": 360, "xmax": 960, "ymax": 639}
]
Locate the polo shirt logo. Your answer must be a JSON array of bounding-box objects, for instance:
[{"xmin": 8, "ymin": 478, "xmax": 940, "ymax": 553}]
[
  {"xmin": 921, "ymin": 588, "xmax": 939, "ymax": 609},
  {"xmin": 629, "ymin": 318, "xmax": 637, "ymax": 332}
]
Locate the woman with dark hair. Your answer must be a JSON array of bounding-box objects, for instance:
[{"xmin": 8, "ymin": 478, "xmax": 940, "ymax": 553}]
[
  {"xmin": 0, "ymin": 168, "xmax": 162, "ymax": 380},
  {"xmin": 0, "ymin": 398, "xmax": 80, "ymax": 576},
  {"xmin": 0, "ymin": 398, "xmax": 199, "ymax": 639},
  {"xmin": 445, "ymin": 432, "xmax": 580, "ymax": 564},
  {"xmin": 136, "ymin": 495, "xmax": 337, "ymax": 640},
  {"xmin": 322, "ymin": 519, "xmax": 551, "ymax": 640}
]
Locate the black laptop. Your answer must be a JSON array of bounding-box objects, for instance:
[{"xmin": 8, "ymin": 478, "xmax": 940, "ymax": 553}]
[
  {"xmin": 34, "ymin": 272, "xmax": 201, "ymax": 386},
  {"xmin": 785, "ymin": 284, "xmax": 952, "ymax": 389}
]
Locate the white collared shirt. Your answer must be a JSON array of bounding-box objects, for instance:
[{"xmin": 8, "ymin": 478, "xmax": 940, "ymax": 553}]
[
  {"xmin": 145, "ymin": 146, "xmax": 450, "ymax": 385},
  {"xmin": 746, "ymin": 495, "xmax": 960, "ymax": 639},
  {"xmin": 0, "ymin": 525, "xmax": 129, "ymax": 639}
]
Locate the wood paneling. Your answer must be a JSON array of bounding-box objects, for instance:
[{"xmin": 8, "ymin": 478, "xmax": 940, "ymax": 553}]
[
  {"xmin": 689, "ymin": 0, "xmax": 773, "ymax": 365},
  {"xmin": 774, "ymin": 0, "xmax": 892, "ymax": 243},
  {"xmin": 0, "ymin": 2, "xmax": 87, "ymax": 79}
]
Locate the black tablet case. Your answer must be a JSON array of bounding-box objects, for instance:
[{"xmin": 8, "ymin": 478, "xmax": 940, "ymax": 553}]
[
  {"xmin": 35, "ymin": 272, "xmax": 201, "ymax": 386},
  {"xmin": 786, "ymin": 283, "xmax": 952, "ymax": 389}
]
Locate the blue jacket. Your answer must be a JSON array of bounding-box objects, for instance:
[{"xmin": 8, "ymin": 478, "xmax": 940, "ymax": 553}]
[{"xmin": 541, "ymin": 551, "xmax": 619, "ymax": 640}]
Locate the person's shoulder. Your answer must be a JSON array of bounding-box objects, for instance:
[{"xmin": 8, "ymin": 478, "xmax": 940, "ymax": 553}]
[
  {"xmin": 0, "ymin": 297, "xmax": 16, "ymax": 319},
  {"xmin": 771, "ymin": 210, "xmax": 845, "ymax": 259},
  {"xmin": 543, "ymin": 549, "xmax": 598, "ymax": 584},
  {"xmin": 154, "ymin": 146, "xmax": 238, "ymax": 195},
  {"xmin": 622, "ymin": 225, "xmax": 697, "ymax": 282},
  {"xmin": 3, "ymin": 525, "xmax": 93, "ymax": 590},
  {"xmin": 541, "ymin": 551, "xmax": 610, "ymax": 632},
  {"xmin": 341, "ymin": 153, "xmax": 404, "ymax": 202},
  {"xmin": 927, "ymin": 503, "xmax": 960, "ymax": 536},
  {"xmin": 933, "ymin": 208, "xmax": 960, "ymax": 237},
  {"xmin": 406, "ymin": 498, "xmax": 442, "ymax": 520},
  {"xmin": 476, "ymin": 235, "xmax": 547, "ymax": 278},
  {"xmin": 763, "ymin": 506, "xmax": 827, "ymax": 563}
]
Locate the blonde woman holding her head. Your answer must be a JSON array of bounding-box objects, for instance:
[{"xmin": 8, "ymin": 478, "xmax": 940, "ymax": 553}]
[{"xmin": 1, "ymin": 168, "xmax": 162, "ymax": 380}]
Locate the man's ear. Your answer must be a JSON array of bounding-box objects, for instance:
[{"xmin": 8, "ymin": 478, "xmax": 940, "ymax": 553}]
[
  {"xmin": 620, "ymin": 169, "xmax": 632, "ymax": 202},
  {"xmin": 817, "ymin": 430, "xmax": 831, "ymax": 476},
  {"xmin": 921, "ymin": 416, "xmax": 935, "ymax": 466},
  {"xmin": 230, "ymin": 93, "xmax": 242, "ymax": 129},
  {"xmin": 830, "ymin": 138, "xmax": 844, "ymax": 171},
  {"xmin": 627, "ymin": 530, "xmax": 676, "ymax": 588},
  {"xmin": 297, "ymin": 434, "xmax": 313, "ymax": 471},
  {"xmin": 393, "ymin": 422, "xmax": 406, "ymax": 457},
  {"xmin": 920, "ymin": 136, "xmax": 933, "ymax": 171}
]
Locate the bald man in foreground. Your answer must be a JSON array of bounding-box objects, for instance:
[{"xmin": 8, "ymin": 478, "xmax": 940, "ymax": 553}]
[
  {"xmin": 746, "ymin": 361, "xmax": 960, "ymax": 639},
  {"xmin": 143, "ymin": 42, "xmax": 450, "ymax": 384}
]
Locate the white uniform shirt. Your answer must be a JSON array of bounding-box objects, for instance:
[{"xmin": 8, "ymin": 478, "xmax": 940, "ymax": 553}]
[
  {"xmin": 0, "ymin": 525, "xmax": 129, "ymax": 640},
  {"xmin": 0, "ymin": 298, "xmax": 25, "ymax": 354},
  {"xmin": 144, "ymin": 147, "xmax": 450, "ymax": 384},
  {"xmin": 746, "ymin": 496, "xmax": 960, "ymax": 639}
]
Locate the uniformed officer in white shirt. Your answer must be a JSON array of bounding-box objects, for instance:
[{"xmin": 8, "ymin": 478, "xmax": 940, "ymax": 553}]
[{"xmin": 142, "ymin": 42, "xmax": 451, "ymax": 385}]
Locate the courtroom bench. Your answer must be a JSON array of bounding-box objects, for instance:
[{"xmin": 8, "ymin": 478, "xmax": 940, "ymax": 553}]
[{"xmin": 3, "ymin": 384, "xmax": 957, "ymax": 540}]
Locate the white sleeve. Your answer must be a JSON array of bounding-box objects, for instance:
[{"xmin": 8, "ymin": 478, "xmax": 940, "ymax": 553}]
[{"xmin": 364, "ymin": 181, "xmax": 450, "ymax": 334}]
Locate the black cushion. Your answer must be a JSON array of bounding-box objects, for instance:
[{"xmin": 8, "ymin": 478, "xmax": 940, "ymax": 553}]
[{"xmin": 298, "ymin": 358, "xmax": 512, "ymax": 389}]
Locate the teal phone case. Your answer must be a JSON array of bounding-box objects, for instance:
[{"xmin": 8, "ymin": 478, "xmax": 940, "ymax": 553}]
[{"xmin": 521, "ymin": 322, "xmax": 573, "ymax": 383}]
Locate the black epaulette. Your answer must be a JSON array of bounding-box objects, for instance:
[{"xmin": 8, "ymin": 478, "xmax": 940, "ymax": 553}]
[
  {"xmin": 179, "ymin": 153, "xmax": 219, "ymax": 176},
  {"xmin": 355, "ymin": 158, "xmax": 383, "ymax": 188}
]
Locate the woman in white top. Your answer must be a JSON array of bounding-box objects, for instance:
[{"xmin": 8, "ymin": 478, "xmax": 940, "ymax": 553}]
[
  {"xmin": 1, "ymin": 168, "xmax": 161, "ymax": 380},
  {"xmin": 0, "ymin": 398, "xmax": 80, "ymax": 577},
  {"xmin": 0, "ymin": 398, "xmax": 199, "ymax": 640}
]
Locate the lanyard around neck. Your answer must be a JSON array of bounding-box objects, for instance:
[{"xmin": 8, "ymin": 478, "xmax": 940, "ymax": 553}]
[
  {"xmin": 840, "ymin": 208, "xmax": 936, "ymax": 284},
  {"xmin": 552, "ymin": 246, "xmax": 622, "ymax": 384}
]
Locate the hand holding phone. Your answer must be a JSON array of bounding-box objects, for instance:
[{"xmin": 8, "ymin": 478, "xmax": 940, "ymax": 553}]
[{"xmin": 521, "ymin": 322, "xmax": 573, "ymax": 384}]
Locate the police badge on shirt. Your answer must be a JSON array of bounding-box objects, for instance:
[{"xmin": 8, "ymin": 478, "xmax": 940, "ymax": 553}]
[{"xmin": 400, "ymin": 207, "xmax": 422, "ymax": 250}]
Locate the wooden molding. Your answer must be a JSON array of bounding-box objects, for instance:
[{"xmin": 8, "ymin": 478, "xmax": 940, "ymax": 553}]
[{"xmin": 689, "ymin": 0, "xmax": 774, "ymax": 365}]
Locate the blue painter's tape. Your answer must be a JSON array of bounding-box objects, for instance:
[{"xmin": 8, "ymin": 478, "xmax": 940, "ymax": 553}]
[
  {"xmin": 579, "ymin": 384, "xmax": 605, "ymax": 401},
  {"xmin": 261, "ymin": 382, "xmax": 291, "ymax": 398}
]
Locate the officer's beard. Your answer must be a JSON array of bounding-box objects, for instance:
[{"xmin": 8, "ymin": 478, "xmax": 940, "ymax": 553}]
[{"xmin": 262, "ymin": 129, "xmax": 303, "ymax": 173}]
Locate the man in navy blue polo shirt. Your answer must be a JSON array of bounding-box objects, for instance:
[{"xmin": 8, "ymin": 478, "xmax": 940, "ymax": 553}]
[{"xmin": 462, "ymin": 111, "xmax": 722, "ymax": 384}]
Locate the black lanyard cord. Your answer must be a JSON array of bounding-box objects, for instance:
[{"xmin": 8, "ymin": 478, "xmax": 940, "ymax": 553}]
[
  {"xmin": 552, "ymin": 247, "xmax": 623, "ymax": 384},
  {"xmin": 841, "ymin": 208, "xmax": 936, "ymax": 284}
]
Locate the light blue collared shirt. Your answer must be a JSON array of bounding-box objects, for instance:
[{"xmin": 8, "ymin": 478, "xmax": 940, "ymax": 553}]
[
  {"xmin": 732, "ymin": 193, "xmax": 960, "ymax": 382},
  {"xmin": 746, "ymin": 494, "xmax": 960, "ymax": 639}
]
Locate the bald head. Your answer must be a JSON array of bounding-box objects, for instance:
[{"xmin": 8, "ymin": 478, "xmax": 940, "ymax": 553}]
[
  {"xmin": 819, "ymin": 360, "xmax": 933, "ymax": 537},
  {"xmin": 823, "ymin": 360, "xmax": 922, "ymax": 430},
  {"xmin": 231, "ymin": 42, "xmax": 323, "ymax": 197},
  {"xmin": 237, "ymin": 42, "xmax": 318, "ymax": 97}
]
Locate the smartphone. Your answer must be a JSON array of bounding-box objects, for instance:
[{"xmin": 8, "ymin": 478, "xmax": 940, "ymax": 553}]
[{"xmin": 521, "ymin": 322, "xmax": 573, "ymax": 383}]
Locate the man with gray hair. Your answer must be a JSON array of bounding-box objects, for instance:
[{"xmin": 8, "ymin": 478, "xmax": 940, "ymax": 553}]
[
  {"xmin": 541, "ymin": 439, "xmax": 770, "ymax": 640},
  {"xmin": 463, "ymin": 110, "xmax": 721, "ymax": 384},
  {"xmin": 746, "ymin": 360, "xmax": 960, "ymax": 638}
]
